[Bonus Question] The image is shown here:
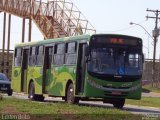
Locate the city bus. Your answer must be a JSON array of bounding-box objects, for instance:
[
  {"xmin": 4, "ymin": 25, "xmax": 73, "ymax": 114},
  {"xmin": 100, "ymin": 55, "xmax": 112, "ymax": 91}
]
[{"xmin": 11, "ymin": 34, "xmax": 143, "ymax": 108}]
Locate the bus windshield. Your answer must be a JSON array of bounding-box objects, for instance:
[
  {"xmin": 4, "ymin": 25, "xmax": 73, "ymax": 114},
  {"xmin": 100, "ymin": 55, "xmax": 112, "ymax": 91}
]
[{"xmin": 87, "ymin": 47, "xmax": 143, "ymax": 76}]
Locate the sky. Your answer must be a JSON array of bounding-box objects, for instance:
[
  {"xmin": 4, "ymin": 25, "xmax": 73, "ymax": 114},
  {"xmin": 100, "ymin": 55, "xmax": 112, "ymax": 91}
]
[{"xmin": 0, "ymin": 0, "xmax": 160, "ymax": 59}]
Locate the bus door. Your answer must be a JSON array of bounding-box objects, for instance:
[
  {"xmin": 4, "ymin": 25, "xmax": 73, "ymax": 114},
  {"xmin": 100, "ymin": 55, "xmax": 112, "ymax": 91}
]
[
  {"xmin": 21, "ymin": 48, "xmax": 29, "ymax": 92},
  {"xmin": 76, "ymin": 43, "xmax": 87, "ymax": 94},
  {"xmin": 42, "ymin": 46, "xmax": 53, "ymax": 94}
]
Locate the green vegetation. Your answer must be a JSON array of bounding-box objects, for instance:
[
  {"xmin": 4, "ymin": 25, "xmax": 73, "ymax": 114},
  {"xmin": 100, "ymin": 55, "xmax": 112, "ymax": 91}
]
[
  {"xmin": 0, "ymin": 98, "xmax": 142, "ymax": 120},
  {"xmin": 126, "ymin": 97, "xmax": 160, "ymax": 108},
  {"xmin": 142, "ymin": 84, "xmax": 160, "ymax": 93}
]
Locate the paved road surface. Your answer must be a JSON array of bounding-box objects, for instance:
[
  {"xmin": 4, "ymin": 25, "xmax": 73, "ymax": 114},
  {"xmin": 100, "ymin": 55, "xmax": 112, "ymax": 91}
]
[{"xmin": 142, "ymin": 92, "xmax": 160, "ymax": 97}]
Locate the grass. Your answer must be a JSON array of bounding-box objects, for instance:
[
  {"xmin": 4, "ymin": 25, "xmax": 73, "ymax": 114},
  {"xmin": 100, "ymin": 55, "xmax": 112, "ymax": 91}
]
[
  {"xmin": 142, "ymin": 84, "xmax": 160, "ymax": 93},
  {"xmin": 0, "ymin": 98, "xmax": 143, "ymax": 120},
  {"xmin": 126, "ymin": 97, "xmax": 160, "ymax": 108}
]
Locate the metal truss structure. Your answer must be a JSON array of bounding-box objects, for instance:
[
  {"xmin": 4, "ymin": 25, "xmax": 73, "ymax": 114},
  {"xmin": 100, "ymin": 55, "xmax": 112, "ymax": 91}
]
[
  {"xmin": 0, "ymin": 0, "xmax": 96, "ymax": 77},
  {"xmin": 0, "ymin": 0, "xmax": 96, "ymax": 38}
]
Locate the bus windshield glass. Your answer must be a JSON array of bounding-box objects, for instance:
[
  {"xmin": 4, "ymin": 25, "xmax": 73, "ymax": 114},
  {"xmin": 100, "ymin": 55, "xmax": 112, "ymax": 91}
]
[{"xmin": 87, "ymin": 47, "xmax": 143, "ymax": 76}]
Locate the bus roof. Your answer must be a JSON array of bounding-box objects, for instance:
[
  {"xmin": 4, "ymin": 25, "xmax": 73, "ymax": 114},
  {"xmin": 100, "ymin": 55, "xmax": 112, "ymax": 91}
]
[
  {"xmin": 15, "ymin": 34, "xmax": 142, "ymax": 48},
  {"xmin": 15, "ymin": 34, "xmax": 91, "ymax": 48}
]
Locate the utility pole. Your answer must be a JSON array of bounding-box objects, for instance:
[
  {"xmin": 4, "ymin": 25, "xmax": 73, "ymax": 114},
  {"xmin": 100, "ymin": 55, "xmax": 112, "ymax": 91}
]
[{"xmin": 146, "ymin": 9, "xmax": 160, "ymax": 87}]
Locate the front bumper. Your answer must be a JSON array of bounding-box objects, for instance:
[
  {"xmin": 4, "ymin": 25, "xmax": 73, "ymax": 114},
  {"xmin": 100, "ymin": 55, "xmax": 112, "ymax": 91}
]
[{"xmin": 84, "ymin": 79, "xmax": 142, "ymax": 99}]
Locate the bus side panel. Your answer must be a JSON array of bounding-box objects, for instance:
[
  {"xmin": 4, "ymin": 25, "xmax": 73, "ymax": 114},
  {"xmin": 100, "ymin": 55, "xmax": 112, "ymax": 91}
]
[
  {"xmin": 27, "ymin": 66, "xmax": 43, "ymax": 95},
  {"xmin": 48, "ymin": 66, "xmax": 75, "ymax": 96},
  {"xmin": 11, "ymin": 67, "xmax": 21, "ymax": 92},
  {"xmin": 45, "ymin": 69, "xmax": 52, "ymax": 94}
]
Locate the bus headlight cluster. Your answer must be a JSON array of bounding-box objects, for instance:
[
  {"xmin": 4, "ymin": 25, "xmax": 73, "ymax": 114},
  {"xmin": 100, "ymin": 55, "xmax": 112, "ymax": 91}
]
[
  {"xmin": 129, "ymin": 84, "xmax": 141, "ymax": 91},
  {"xmin": 88, "ymin": 79, "xmax": 103, "ymax": 89}
]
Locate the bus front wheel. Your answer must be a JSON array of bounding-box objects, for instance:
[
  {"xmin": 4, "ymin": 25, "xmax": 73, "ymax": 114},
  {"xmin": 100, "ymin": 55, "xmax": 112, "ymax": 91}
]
[
  {"xmin": 28, "ymin": 82, "xmax": 44, "ymax": 101},
  {"xmin": 113, "ymin": 98, "xmax": 125, "ymax": 109},
  {"xmin": 66, "ymin": 83, "xmax": 79, "ymax": 104},
  {"xmin": 28, "ymin": 82, "xmax": 35, "ymax": 100}
]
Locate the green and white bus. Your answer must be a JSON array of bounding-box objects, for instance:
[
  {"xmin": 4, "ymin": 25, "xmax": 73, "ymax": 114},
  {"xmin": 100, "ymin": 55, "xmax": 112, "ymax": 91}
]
[{"xmin": 11, "ymin": 34, "xmax": 143, "ymax": 108}]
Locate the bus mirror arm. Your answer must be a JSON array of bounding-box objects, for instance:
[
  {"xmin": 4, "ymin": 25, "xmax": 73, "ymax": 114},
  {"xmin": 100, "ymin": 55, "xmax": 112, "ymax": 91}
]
[
  {"xmin": 86, "ymin": 56, "xmax": 91, "ymax": 63},
  {"xmin": 85, "ymin": 46, "xmax": 91, "ymax": 62},
  {"xmin": 85, "ymin": 46, "xmax": 90, "ymax": 56},
  {"xmin": 142, "ymin": 54, "xmax": 144, "ymax": 63}
]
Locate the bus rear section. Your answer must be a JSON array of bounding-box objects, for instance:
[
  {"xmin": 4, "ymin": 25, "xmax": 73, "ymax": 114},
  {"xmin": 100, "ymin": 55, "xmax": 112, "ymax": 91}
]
[
  {"xmin": 83, "ymin": 34, "xmax": 143, "ymax": 108},
  {"xmin": 11, "ymin": 44, "xmax": 56, "ymax": 101}
]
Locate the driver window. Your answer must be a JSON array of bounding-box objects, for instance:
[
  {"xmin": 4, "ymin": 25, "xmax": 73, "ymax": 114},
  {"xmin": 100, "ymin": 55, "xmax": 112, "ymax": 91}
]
[{"xmin": 129, "ymin": 54, "xmax": 139, "ymax": 67}]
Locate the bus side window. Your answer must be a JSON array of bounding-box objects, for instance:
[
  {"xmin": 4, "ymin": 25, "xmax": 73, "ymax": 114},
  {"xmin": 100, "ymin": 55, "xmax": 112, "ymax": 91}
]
[
  {"xmin": 14, "ymin": 48, "xmax": 22, "ymax": 67},
  {"xmin": 65, "ymin": 42, "xmax": 77, "ymax": 65},
  {"xmin": 36, "ymin": 46, "xmax": 44, "ymax": 66},
  {"xmin": 29, "ymin": 46, "xmax": 36, "ymax": 66},
  {"xmin": 53, "ymin": 43, "xmax": 65, "ymax": 66}
]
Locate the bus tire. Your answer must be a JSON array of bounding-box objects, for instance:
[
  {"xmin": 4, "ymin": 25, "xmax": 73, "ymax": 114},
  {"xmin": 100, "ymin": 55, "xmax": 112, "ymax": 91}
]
[
  {"xmin": 113, "ymin": 98, "xmax": 125, "ymax": 109},
  {"xmin": 66, "ymin": 83, "xmax": 79, "ymax": 104},
  {"xmin": 28, "ymin": 82, "xmax": 44, "ymax": 101},
  {"xmin": 28, "ymin": 81, "xmax": 35, "ymax": 100}
]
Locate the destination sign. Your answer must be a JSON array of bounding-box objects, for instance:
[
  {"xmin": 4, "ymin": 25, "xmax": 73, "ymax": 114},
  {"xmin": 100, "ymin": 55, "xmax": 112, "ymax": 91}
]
[{"xmin": 90, "ymin": 36, "xmax": 142, "ymax": 46}]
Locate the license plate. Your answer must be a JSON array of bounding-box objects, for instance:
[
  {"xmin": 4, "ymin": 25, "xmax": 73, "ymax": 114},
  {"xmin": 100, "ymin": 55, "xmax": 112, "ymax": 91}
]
[
  {"xmin": 1, "ymin": 87, "xmax": 7, "ymax": 90},
  {"xmin": 112, "ymin": 91, "xmax": 122, "ymax": 95}
]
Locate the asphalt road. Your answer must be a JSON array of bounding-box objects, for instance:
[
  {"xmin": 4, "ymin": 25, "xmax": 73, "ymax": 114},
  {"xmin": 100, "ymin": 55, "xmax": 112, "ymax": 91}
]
[
  {"xmin": 3, "ymin": 92, "xmax": 160, "ymax": 117},
  {"xmin": 142, "ymin": 92, "xmax": 160, "ymax": 97}
]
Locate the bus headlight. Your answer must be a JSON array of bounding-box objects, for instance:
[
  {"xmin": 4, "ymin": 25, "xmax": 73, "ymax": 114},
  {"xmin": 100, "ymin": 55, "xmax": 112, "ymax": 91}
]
[{"xmin": 88, "ymin": 79, "xmax": 103, "ymax": 89}]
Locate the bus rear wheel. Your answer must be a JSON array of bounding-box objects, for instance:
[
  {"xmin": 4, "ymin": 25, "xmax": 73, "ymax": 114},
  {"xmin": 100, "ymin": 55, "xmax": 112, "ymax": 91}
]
[
  {"xmin": 28, "ymin": 82, "xmax": 44, "ymax": 101},
  {"xmin": 113, "ymin": 98, "xmax": 125, "ymax": 109},
  {"xmin": 66, "ymin": 83, "xmax": 79, "ymax": 104}
]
